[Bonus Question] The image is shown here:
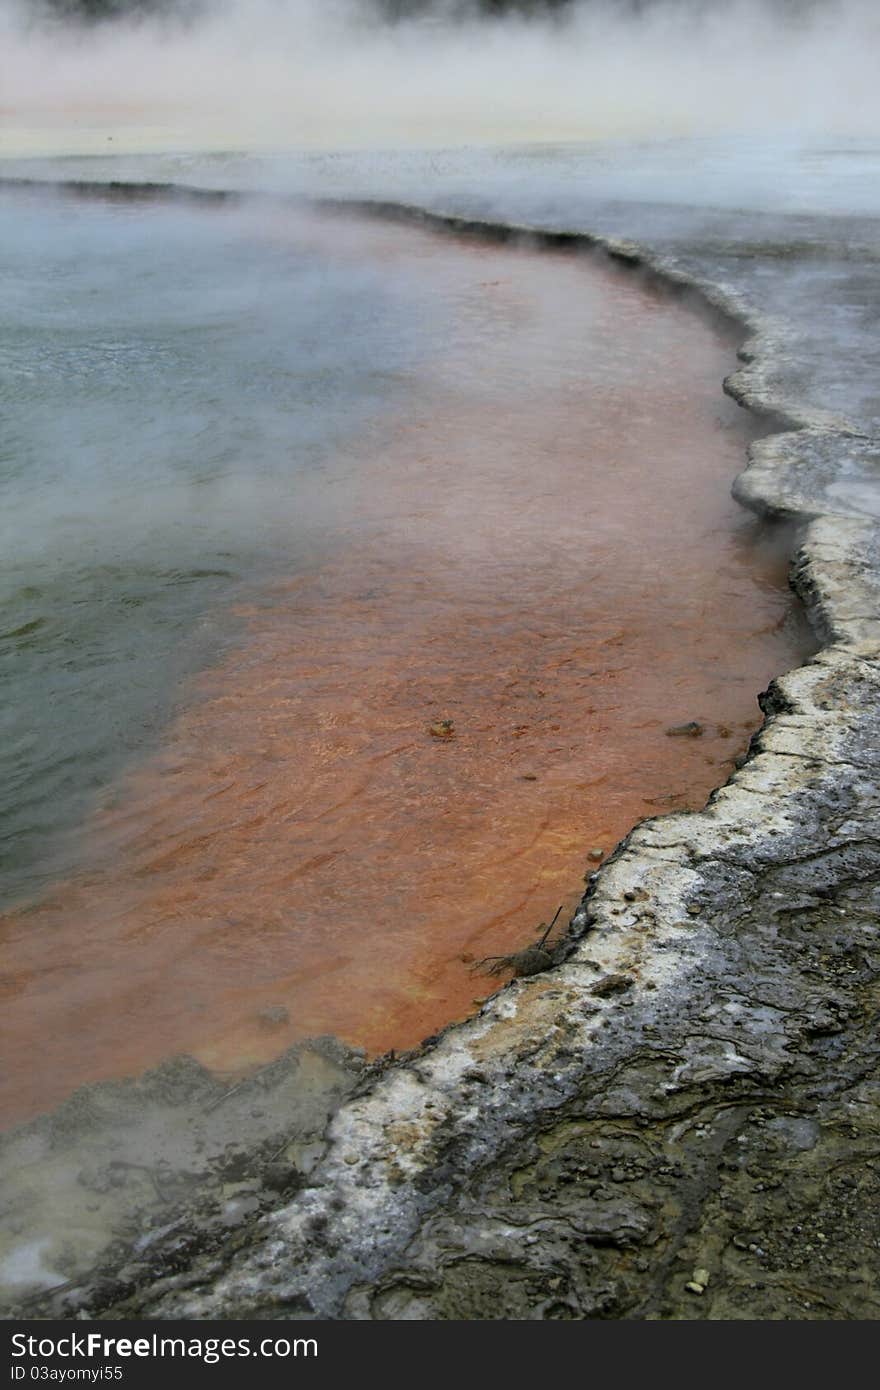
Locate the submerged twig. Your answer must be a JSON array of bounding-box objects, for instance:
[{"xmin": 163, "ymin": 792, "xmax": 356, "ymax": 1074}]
[
  {"xmin": 537, "ymin": 903, "xmax": 564, "ymax": 949},
  {"xmin": 471, "ymin": 904, "xmax": 565, "ymax": 979},
  {"xmin": 204, "ymin": 1079, "xmax": 248, "ymax": 1114}
]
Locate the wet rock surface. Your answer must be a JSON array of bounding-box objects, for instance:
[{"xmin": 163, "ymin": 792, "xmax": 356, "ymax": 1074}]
[
  {"xmin": 3, "ymin": 181, "xmax": 880, "ymax": 1321},
  {"xmin": 0, "ymin": 1040, "xmax": 361, "ymax": 1314},
  {"xmin": 12, "ymin": 673, "xmax": 875, "ymax": 1323},
  {"xmin": 39, "ymin": 651, "xmax": 875, "ymax": 1322}
]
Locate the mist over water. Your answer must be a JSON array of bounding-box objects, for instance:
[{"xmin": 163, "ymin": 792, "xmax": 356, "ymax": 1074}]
[
  {"xmin": 0, "ymin": 188, "xmax": 455, "ymax": 902},
  {"xmin": 0, "ymin": 0, "xmax": 875, "ymax": 1326},
  {"xmin": 2, "ymin": 1, "xmax": 879, "ymax": 154},
  {"xmin": 0, "ymin": 198, "xmax": 816, "ymax": 1124},
  {"xmin": 0, "ymin": 0, "xmax": 868, "ymax": 1122}
]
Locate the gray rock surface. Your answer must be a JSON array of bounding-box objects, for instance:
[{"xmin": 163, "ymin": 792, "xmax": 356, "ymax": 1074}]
[{"xmin": 0, "ymin": 1041, "xmax": 362, "ymax": 1315}]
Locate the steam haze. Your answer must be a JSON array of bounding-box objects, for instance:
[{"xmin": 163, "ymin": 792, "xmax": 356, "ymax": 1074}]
[{"xmin": 1, "ymin": 1, "xmax": 878, "ymax": 154}]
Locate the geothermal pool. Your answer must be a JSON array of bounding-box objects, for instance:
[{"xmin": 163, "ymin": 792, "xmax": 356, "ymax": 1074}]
[{"xmin": 0, "ymin": 186, "xmax": 812, "ymax": 1126}]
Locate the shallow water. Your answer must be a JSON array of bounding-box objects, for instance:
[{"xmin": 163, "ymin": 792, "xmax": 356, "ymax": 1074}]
[
  {"xmin": 0, "ymin": 189, "xmax": 441, "ymax": 903},
  {"xmin": 0, "ymin": 192, "xmax": 812, "ymax": 1126}
]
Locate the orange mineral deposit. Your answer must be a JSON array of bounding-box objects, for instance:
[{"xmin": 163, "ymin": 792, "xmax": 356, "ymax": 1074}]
[{"xmin": 0, "ymin": 218, "xmax": 812, "ymax": 1126}]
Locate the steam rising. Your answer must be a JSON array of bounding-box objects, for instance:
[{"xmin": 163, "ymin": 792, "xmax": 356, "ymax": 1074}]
[{"xmin": 1, "ymin": 1, "xmax": 878, "ymax": 155}]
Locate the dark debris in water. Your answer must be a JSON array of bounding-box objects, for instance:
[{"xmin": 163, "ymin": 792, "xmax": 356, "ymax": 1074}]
[{"xmin": 471, "ymin": 904, "xmax": 565, "ymax": 979}]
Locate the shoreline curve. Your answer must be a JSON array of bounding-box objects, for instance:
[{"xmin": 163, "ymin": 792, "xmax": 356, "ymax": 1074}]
[{"xmin": 3, "ymin": 179, "xmax": 879, "ymax": 1321}]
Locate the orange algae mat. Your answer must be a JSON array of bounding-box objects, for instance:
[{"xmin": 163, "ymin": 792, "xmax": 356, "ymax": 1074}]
[{"xmin": 0, "ymin": 218, "xmax": 812, "ymax": 1125}]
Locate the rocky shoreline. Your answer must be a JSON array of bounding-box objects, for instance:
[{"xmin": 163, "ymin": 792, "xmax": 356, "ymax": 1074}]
[{"xmin": 3, "ymin": 187, "xmax": 879, "ymax": 1320}]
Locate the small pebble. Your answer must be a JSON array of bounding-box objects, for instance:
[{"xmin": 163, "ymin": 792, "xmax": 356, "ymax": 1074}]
[{"xmin": 429, "ymin": 719, "xmax": 456, "ymax": 740}]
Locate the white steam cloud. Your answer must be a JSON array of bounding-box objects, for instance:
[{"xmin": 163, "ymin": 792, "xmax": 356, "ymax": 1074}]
[{"xmin": 0, "ymin": 1, "xmax": 878, "ymax": 155}]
